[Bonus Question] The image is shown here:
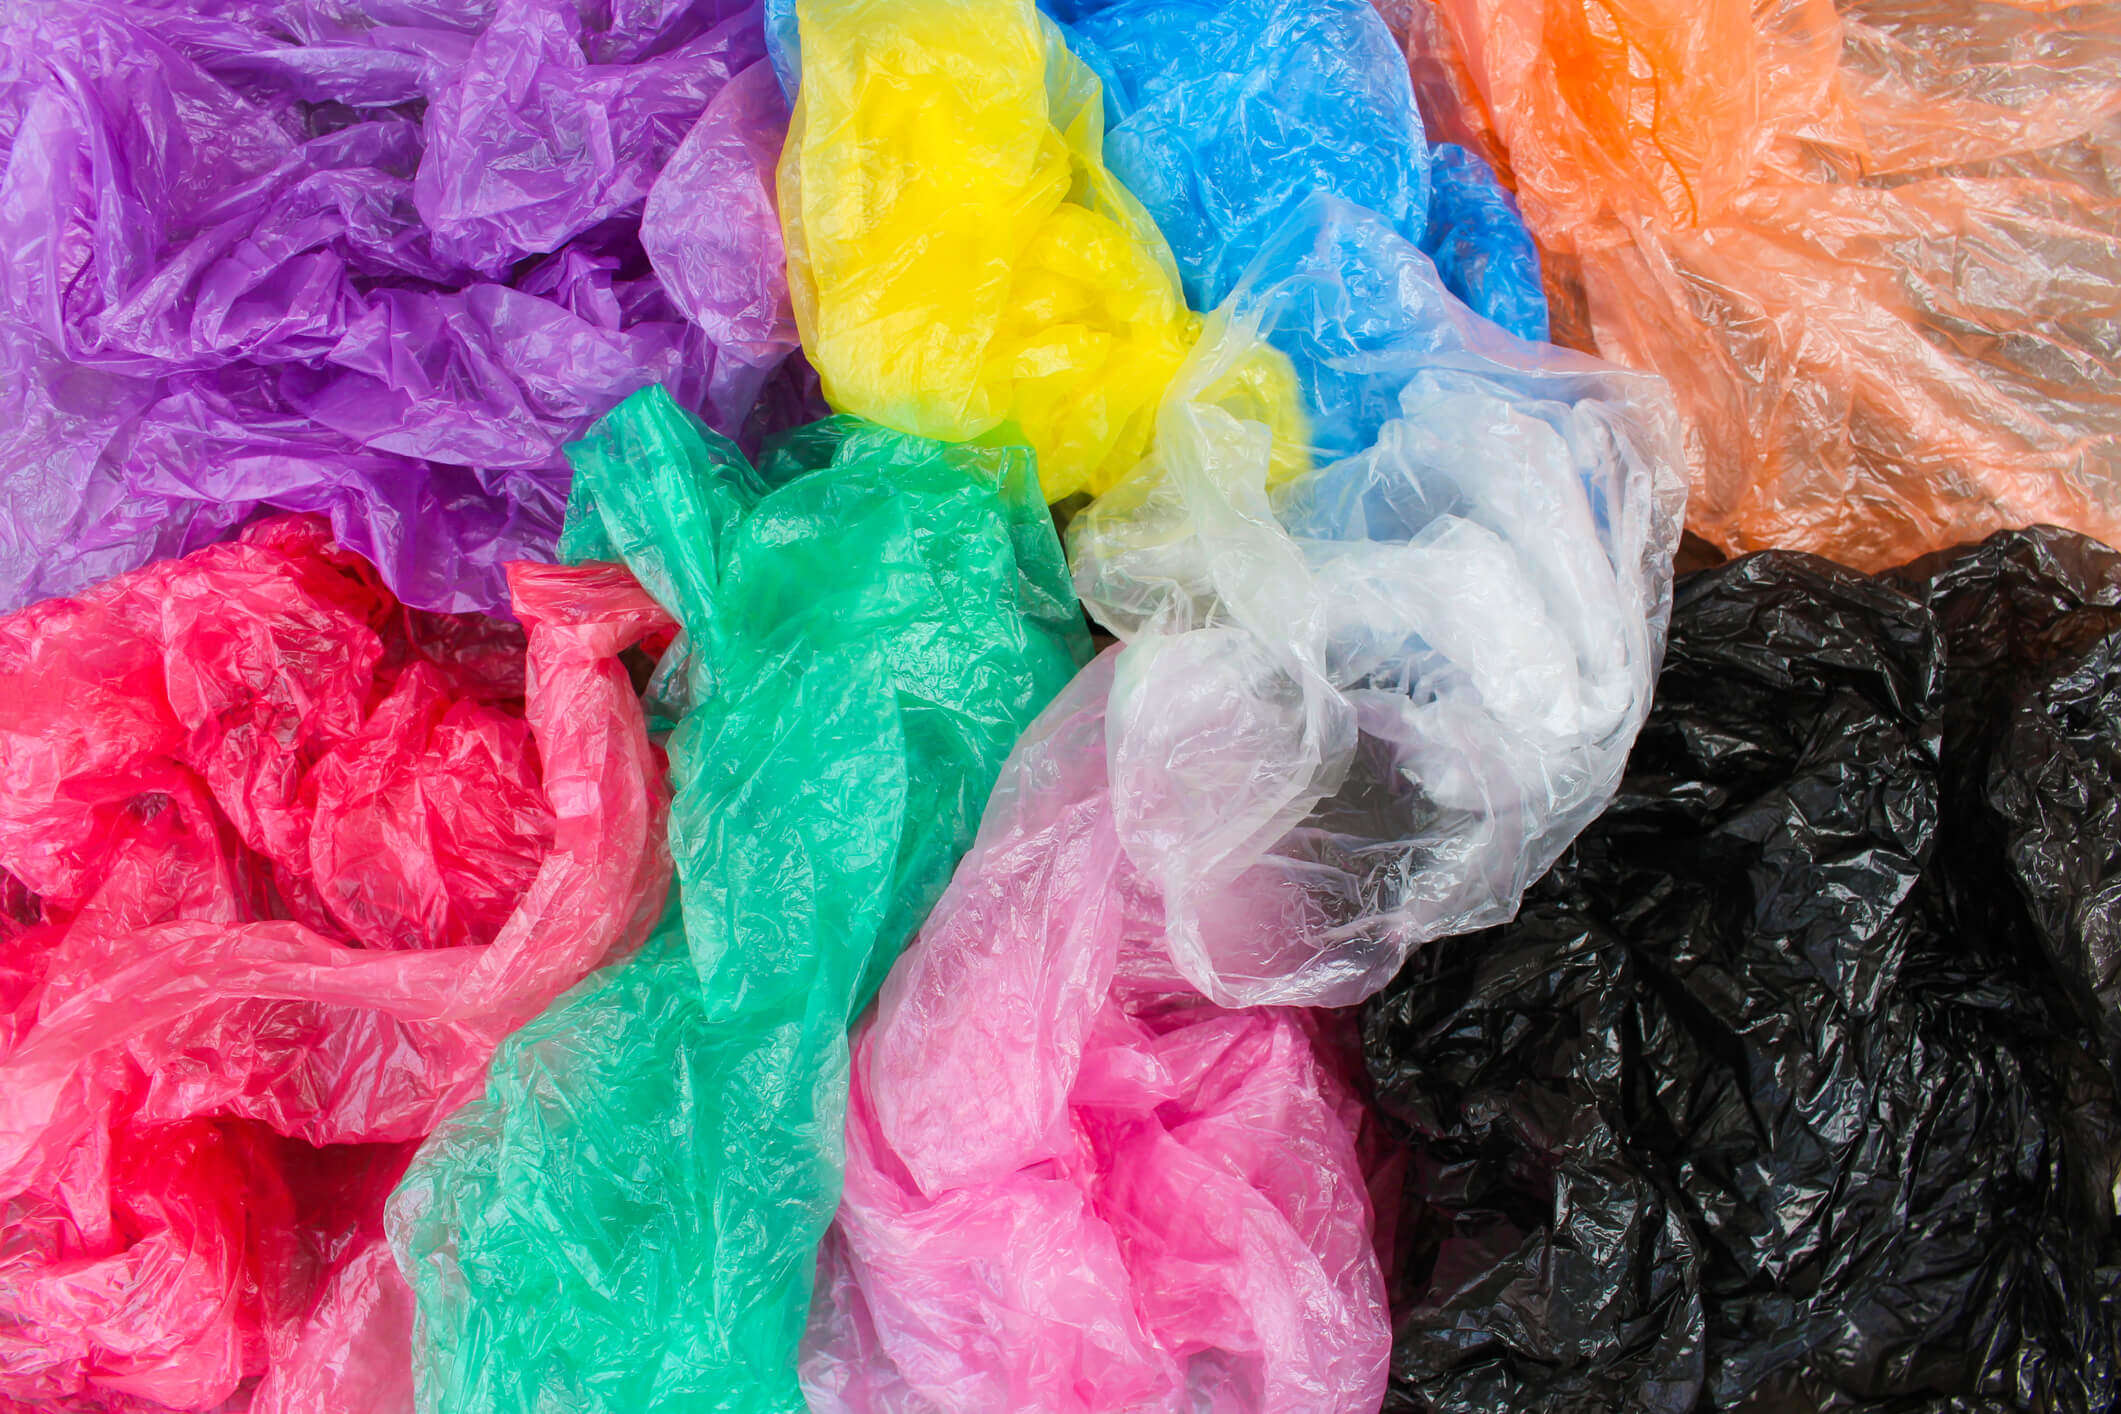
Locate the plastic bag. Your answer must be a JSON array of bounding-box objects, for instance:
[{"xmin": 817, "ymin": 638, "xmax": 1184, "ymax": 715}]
[
  {"xmin": 1362, "ymin": 527, "xmax": 2121, "ymax": 1412},
  {"xmin": 1047, "ymin": 0, "xmax": 1427, "ymax": 311},
  {"xmin": 0, "ymin": 0, "xmax": 809, "ymax": 616},
  {"xmin": 1414, "ymin": 0, "xmax": 2121, "ymax": 568},
  {"xmin": 388, "ymin": 385, "xmax": 1089, "ymax": 1413},
  {"xmin": 776, "ymin": 0, "xmax": 1199, "ymax": 504},
  {"xmin": 1067, "ymin": 196, "xmax": 1686, "ymax": 1006},
  {"xmin": 1420, "ymin": 145, "xmax": 1547, "ymax": 348},
  {"xmin": 799, "ymin": 650, "xmax": 1392, "ymax": 1414},
  {"xmin": 0, "ymin": 515, "xmax": 673, "ymax": 1409},
  {"xmin": 1049, "ymin": 0, "xmax": 1545, "ymax": 342}
]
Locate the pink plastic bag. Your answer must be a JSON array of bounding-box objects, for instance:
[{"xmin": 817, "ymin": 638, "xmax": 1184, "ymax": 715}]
[
  {"xmin": 800, "ymin": 653, "xmax": 1390, "ymax": 1414},
  {"xmin": 0, "ymin": 516, "xmax": 672, "ymax": 1410}
]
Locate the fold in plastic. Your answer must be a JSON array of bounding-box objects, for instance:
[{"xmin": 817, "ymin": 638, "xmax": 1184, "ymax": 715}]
[
  {"xmin": 777, "ymin": 0, "xmax": 1200, "ymax": 504},
  {"xmin": 1414, "ymin": 0, "xmax": 2121, "ymax": 567},
  {"xmin": 0, "ymin": 0, "xmax": 808, "ymax": 615},
  {"xmin": 1067, "ymin": 197, "xmax": 1686, "ymax": 1006},
  {"xmin": 388, "ymin": 386, "xmax": 1088, "ymax": 1414},
  {"xmin": 1051, "ymin": 0, "xmax": 1545, "ymax": 342},
  {"xmin": 798, "ymin": 649, "xmax": 1391, "ymax": 1414},
  {"xmin": 0, "ymin": 516, "xmax": 673, "ymax": 1410},
  {"xmin": 1364, "ymin": 527, "xmax": 2121, "ymax": 1412}
]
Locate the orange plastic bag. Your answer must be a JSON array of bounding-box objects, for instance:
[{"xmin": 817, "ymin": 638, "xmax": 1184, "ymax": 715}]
[{"xmin": 1410, "ymin": 0, "xmax": 2121, "ymax": 568}]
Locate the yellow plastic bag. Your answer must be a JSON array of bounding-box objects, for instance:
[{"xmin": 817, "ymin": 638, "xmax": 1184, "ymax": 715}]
[{"xmin": 778, "ymin": 0, "xmax": 1200, "ymax": 503}]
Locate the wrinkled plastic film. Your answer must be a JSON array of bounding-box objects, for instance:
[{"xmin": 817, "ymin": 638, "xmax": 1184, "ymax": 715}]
[
  {"xmin": 389, "ymin": 386, "xmax": 1088, "ymax": 1414},
  {"xmin": 1052, "ymin": 0, "xmax": 1545, "ymax": 342},
  {"xmin": 1068, "ymin": 196, "xmax": 1686, "ymax": 1006},
  {"xmin": 1413, "ymin": 0, "xmax": 2121, "ymax": 568},
  {"xmin": 1050, "ymin": 0, "xmax": 1431, "ymax": 311},
  {"xmin": 799, "ymin": 651, "xmax": 1393, "ymax": 1414},
  {"xmin": 0, "ymin": 0, "xmax": 810, "ymax": 615},
  {"xmin": 777, "ymin": 0, "xmax": 1199, "ymax": 503},
  {"xmin": 0, "ymin": 517, "xmax": 672, "ymax": 1409},
  {"xmin": 1363, "ymin": 528, "xmax": 2121, "ymax": 1412}
]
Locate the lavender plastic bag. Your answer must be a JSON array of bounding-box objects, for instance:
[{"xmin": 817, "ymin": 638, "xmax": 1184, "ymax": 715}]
[{"xmin": 0, "ymin": 0, "xmax": 806, "ymax": 615}]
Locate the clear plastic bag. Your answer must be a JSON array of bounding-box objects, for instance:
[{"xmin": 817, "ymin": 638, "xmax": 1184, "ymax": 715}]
[{"xmin": 1069, "ymin": 196, "xmax": 1686, "ymax": 1005}]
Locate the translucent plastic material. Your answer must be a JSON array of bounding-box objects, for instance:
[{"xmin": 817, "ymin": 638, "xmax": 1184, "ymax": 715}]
[
  {"xmin": 1421, "ymin": 144, "xmax": 1548, "ymax": 349},
  {"xmin": 1417, "ymin": 0, "xmax": 2121, "ymax": 568},
  {"xmin": 1050, "ymin": 0, "xmax": 1429, "ymax": 310},
  {"xmin": 1051, "ymin": 0, "xmax": 1546, "ymax": 342},
  {"xmin": 0, "ymin": 0, "xmax": 807, "ymax": 615},
  {"xmin": 389, "ymin": 387, "xmax": 1089, "ymax": 1414},
  {"xmin": 776, "ymin": 0, "xmax": 1199, "ymax": 503},
  {"xmin": 1068, "ymin": 196, "xmax": 1686, "ymax": 1006},
  {"xmin": 800, "ymin": 651, "xmax": 1391, "ymax": 1414},
  {"xmin": 0, "ymin": 517, "xmax": 672, "ymax": 1409}
]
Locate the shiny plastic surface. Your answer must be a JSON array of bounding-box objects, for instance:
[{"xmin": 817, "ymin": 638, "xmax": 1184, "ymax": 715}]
[
  {"xmin": 1052, "ymin": 0, "xmax": 1545, "ymax": 342},
  {"xmin": 776, "ymin": 0, "xmax": 1198, "ymax": 503},
  {"xmin": 388, "ymin": 385, "xmax": 1088, "ymax": 1413},
  {"xmin": 799, "ymin": 651, "xmax": 1391, "ymax": 1414},
  {"xmin": 1418, "ymin": 0, "xmax": 2121, "ymax": 567},
  {"xmin": 1363, "ymin": 529, "xmax": 2121, "ymax": 1412},
  {"xmin": 1051, "ymin": 0, "xmax": 1429, "ymax": 310},
  {"xmin": 1068, "ymin": 197, "xmax": 1686, "ymax": 1006},
  {"xmin": 0, "ymin": 516, "xmax": 673, "ymax": 1410},
  {"xmin": 0, "ymin": 0, "xmax": 807, "ymax": 615}
]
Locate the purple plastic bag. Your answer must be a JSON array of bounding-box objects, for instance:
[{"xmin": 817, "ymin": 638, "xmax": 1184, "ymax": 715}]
[{"xmin": 0, "ymin": 0, "xmax": 807, "ymax": 615}]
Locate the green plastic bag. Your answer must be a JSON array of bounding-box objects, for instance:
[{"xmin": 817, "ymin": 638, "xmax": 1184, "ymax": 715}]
[{"xmin": 387, "ymin": 386, "xmax": 1090, "ymax": 1413}]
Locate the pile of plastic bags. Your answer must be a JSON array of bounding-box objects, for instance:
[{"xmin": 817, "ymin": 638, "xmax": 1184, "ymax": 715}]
[
  {"xmin": 1365, "ymin": 527, "xmax": 2121, "ymax": 1412},
  {"xmin": 3, "ymin": 0, "xmax": 2119, "ymax": 1410}
]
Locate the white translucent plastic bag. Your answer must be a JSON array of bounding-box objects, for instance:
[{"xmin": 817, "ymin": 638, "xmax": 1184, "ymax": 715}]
[{"xmin": 1070, "ymin": 195, "xmax": 1688, "ymax": 1005}]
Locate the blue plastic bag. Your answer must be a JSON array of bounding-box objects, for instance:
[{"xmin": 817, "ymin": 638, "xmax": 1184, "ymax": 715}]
[{"xmin": 1053, "ymin": 0, "xmax": 1547, "ymax": 338}]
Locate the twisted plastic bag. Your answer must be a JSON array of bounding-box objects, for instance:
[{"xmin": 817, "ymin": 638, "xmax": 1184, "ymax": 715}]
[
  {"xmin": 776, "ymin": 0, "xmax": 1199, "ymax": 504},
  {"xmin": 0, "ymin": 0, "xmax": 808, "ymax": 615},
  {"xmin": 1364, "ymin": 528, "xmax": 2121, "ymax": 1412},
  {"xmin": 0, "ymin": 515, "xmax": 673, "ymax": 1410},
  {"xmin": 1068, "ymin": 197, "xmax": 1685, "ymax": 1005},
  {"xmin": 1414, "ymin": 0, "xmax": 2121, "ymax": 567},
  {"xmin": 388, "ymin": 386, "xmax": 1089, "ymax": 1413},
  {"xmin": 1050, "ymin": 0, "xmax": 1545, "ymax": 341},
  {"xmin": 798, "ymin": 648, "xmax": 1392, "ymax": 1414}
]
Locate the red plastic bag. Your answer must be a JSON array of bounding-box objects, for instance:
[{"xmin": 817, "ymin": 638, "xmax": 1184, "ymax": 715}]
[
  {"xmin": 1409, "ymin": 0, "xmax": 2121, "ymax": 568},
  {"xmin": 0, "ymin": 516, "xmax": 672, "ymax": 1410}
]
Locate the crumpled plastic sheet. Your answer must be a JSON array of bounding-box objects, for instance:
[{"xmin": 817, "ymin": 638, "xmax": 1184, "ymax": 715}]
[
  {"xmin": 0, "ymin": 515, "xmax": 673, "ymax": 1410},
  {"xmin": 0, "ymin": 0, "xmax": 810, "ymax": 616},
  {"xmin": 1066, "ymin": 196, "xmax": 1686, "ymax": 1006},
  {"xmin": 776, "ymin": 0, "xmax": 1200, "ymax": 505},
  {"xmin": 1362, "ymin": 526, "xmax": 2121, "ymax": 1412},
  {"xmin": 1414, "ymin": 0, "xmax": 2121, "ymax": 568},
  {"xmin": 387, "ymin": 385, "xmax": 1090, "ymax": 1414},
  {"xmin": 798, "ymin": 648, "xmax": 1392, "ymax": 1414},
  {"xmin": 1049, "ymin": 0, "xmax": 1546, "ymax": 342}
]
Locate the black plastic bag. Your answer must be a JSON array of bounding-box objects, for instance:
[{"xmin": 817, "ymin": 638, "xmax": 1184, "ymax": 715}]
[{"xmin": 1362, "ymin": 527, "xmax": 2121, "ymax": 1413}]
